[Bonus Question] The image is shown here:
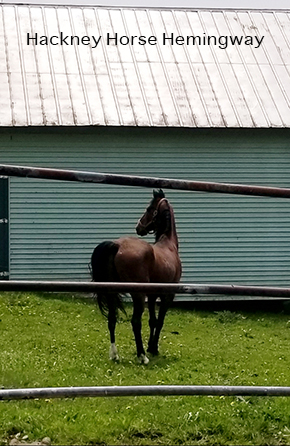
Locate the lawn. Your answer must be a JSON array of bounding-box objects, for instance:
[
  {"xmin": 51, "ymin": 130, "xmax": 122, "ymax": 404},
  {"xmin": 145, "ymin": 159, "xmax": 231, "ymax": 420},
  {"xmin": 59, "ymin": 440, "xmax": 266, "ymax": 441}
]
[{"xmin": 1, "ymin": 292, "xmax": 290, "ymax": 445}]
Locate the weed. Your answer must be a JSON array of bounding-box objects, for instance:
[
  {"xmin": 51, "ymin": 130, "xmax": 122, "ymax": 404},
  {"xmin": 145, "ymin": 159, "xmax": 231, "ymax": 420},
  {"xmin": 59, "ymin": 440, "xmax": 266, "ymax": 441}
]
[{"xmin": 215, "ymin": 310, "xmax": 246, "ymax": 324}]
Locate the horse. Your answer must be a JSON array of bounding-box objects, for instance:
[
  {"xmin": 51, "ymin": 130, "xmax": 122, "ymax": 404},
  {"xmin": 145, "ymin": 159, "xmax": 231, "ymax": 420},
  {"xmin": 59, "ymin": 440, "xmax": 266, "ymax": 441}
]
[{"xmin": 90, "ymin": 189, "xmax": 181, "ymax": 364}]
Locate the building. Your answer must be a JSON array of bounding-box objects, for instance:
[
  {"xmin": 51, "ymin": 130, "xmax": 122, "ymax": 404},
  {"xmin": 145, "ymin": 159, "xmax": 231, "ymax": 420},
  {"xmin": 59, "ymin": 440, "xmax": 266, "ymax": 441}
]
[{"xmin": 0, "ymin": 3, "xmax": 290, "ymax": 287}]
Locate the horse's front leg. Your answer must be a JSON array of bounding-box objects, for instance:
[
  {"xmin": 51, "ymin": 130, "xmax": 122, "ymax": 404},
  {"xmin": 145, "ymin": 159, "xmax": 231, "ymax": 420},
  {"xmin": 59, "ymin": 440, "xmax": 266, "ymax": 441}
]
[
  {"xmin": 150, "ymin": 294, "xmax": 174, "ymax": 355},
  {"xmin": 131, "ymin": 294, "xmax": 149, "ymax": 364},
  {"xmin": 147, "ymin": 295, "xmax": 157, "ymax": 355}
]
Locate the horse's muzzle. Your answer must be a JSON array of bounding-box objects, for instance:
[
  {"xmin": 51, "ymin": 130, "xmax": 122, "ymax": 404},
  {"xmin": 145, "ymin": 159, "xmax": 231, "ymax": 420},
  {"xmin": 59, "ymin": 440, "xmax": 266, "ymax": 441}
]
[{"xmin": 136, "ymin": 221, "xmax": 147, "ymax": 236}]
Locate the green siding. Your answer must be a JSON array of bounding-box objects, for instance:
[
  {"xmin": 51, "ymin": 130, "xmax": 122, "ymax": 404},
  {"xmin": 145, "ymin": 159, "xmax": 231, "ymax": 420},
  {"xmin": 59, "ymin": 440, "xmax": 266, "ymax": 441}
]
[
  {"xmin": 0, "ymin": 127, "xmax": 290, "ymax": 286},
  {"xmin": 0, "ymin": 177, "xmax": 9, "ymax": 278}
]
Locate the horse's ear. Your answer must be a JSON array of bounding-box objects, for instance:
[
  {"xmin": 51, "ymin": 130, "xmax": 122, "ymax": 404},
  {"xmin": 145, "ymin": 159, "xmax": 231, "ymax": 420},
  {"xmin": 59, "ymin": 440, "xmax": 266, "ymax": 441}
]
[{"xmin": 153, "ymin": 189, "xmax": 165, "ymax": 199}]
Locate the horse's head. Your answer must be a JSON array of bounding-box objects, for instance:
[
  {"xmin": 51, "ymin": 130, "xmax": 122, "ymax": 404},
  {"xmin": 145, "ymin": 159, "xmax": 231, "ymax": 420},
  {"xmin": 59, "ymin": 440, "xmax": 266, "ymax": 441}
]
[{"xmin": 136, "ymin": 189, "xmax": 165, "ymax": 237}]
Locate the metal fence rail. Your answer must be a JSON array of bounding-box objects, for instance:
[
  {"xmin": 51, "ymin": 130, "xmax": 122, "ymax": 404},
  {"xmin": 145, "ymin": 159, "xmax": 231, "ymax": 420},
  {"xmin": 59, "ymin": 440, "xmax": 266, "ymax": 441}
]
[
  {"xmin": 1, "ymin": 385, "xmax": 290, "ymax": 400},
  {"xmin": 1, "ymin": 163, "xmax": 290, "ymax": 198},
  {"xmin": 0, "ymin": 280, "xmax": 288, "ymax": 297},
  {"xmin": 1, "ymin": 281, "xmax": 290, "ymax": 299}
]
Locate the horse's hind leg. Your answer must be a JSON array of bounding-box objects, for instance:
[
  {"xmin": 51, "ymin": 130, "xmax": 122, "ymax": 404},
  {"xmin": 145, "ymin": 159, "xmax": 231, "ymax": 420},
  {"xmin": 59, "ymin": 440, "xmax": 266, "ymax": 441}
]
[
  {"xmin": 131, "ymin": 293, "xmax": 149, "ymax": 365},
  {"xmin": 108, "ymin": 296, "xmax": 119, "ymax": 361}
]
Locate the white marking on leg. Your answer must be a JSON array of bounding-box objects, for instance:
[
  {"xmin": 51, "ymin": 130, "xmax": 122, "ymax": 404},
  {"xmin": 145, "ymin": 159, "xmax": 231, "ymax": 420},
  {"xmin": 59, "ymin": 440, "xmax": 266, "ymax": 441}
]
[
  {"xmin": 138, "ymin": 353, "xmax": 149, "ymax": 365},
  {"xmin": 109, "ymin": 343, "xmax": 119, "ymax": 361}
]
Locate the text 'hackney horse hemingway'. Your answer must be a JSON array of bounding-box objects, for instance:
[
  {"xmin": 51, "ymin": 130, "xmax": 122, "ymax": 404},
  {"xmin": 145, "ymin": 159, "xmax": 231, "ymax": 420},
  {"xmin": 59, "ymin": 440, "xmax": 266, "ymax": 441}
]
[{"xmin": 90, "ymin": 189, "xmax": 182, "ymax": 364}]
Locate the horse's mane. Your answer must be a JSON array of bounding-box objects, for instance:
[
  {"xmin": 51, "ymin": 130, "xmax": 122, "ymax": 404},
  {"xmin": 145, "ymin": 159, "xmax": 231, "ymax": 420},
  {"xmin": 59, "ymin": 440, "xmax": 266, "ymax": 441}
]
[{"xmin": 155, "ymin": 200, "xmax": 172, "ymax": 242}]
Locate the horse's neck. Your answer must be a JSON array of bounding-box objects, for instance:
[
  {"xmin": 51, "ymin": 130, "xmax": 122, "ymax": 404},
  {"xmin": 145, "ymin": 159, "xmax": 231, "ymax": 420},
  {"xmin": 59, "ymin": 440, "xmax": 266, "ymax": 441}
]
[
  {"xmin": 155, "ymin": 204, "xmax": 179, "ymax": 250},
  {"xmin": 168, "ymin": 208, "xmax": 179, "ymax": 250}
]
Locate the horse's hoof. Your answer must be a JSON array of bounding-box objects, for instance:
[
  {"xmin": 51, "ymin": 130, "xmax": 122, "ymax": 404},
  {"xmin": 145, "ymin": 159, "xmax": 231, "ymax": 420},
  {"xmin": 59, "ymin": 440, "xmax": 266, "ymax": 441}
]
[
  {"xmin": 138, "ymin": 353, "xmax": 149, "ymax": 365},
  {"xmin": 109, "ymin": 343, "xmax": 119, "ymax": 361},
  {"xmin": 147, "ymin": 347, "xmax": 159, "ymax": 356}
]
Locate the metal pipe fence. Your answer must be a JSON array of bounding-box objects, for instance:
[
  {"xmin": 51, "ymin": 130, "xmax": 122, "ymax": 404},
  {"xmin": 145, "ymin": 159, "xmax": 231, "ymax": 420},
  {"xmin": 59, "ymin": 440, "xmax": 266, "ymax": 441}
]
[
  {"xmin": 1, "ymin": 163, "xmax": 290, "ymax": 198},
  {"xmin": 1, "ymin": 280, "xmax": 290, "ymax": 299},
  {"xmin": 2, "ymin": 385, "xmax": 290, "ymax": 400}
]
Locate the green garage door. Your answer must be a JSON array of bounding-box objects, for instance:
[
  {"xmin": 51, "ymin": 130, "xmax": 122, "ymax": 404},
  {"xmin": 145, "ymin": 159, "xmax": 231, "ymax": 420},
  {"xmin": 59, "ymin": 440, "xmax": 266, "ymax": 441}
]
[
  {"xmin": 0, "ymin": 127, "xmax": 290, "ymax": 288},
  {"xmin": 0, "ymin": 177, "xmax": 9, "ymax": 279}
]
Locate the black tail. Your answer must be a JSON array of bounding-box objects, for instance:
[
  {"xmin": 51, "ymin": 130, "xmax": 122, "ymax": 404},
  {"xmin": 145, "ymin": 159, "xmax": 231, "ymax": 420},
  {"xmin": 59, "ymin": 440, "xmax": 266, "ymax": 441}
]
[{"xmin": 90, "ymin": 241, "xmax": 125, "ymax": 318}]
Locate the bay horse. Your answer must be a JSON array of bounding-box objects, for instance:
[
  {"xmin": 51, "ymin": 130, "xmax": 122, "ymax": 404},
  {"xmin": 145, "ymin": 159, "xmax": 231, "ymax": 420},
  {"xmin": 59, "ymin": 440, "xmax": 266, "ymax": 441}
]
[{"xmin": 90, "ymin": 189, "xmax": 181, "ymax": 364}]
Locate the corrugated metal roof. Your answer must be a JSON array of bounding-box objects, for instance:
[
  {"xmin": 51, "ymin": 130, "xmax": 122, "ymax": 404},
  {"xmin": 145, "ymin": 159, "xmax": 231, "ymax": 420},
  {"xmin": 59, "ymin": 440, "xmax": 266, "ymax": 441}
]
[{"xmin": 1, "ymin": 4, "xmax": 290, "ymax": 127}]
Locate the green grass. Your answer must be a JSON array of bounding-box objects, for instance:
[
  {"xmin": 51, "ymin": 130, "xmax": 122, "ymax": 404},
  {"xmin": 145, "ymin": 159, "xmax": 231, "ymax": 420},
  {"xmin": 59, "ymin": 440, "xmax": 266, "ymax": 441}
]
[{"xmin": 1, "ymin": 293, "xmax": 290, "ymax": 444}]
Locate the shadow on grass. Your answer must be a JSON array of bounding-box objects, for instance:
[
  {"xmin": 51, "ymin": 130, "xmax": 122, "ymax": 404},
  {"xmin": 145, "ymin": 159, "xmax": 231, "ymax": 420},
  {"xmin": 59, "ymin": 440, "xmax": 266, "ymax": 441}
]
[{"xmin": 173, "ymin": 298, "xmax": 288, "ymax": 314}]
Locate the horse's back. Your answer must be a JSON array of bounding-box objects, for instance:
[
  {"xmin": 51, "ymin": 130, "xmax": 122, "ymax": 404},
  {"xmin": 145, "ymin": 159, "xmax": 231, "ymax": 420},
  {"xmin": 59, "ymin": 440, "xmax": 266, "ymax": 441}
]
[
  {"xmin": 114, "ymin": 237, "xmax": 154, "ymax": 282},
  {"xmin": 114, "ymin": 236, "xmax": 181, "ymax": 284}
]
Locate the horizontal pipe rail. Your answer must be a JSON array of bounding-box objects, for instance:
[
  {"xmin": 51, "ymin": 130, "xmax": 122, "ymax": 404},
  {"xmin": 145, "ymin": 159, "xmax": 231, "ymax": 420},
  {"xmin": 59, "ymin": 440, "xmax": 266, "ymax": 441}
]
[
  {"xmin": 1, "ymin": 281, "xmax": 290, "ymax": 298},
  {"xmin": 1, "ymin": 163, "xmax": 290, "ymax": 198},
  {"xmin": 1, "ymin": 385, "xmax": 290, "ymax": 400}
]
